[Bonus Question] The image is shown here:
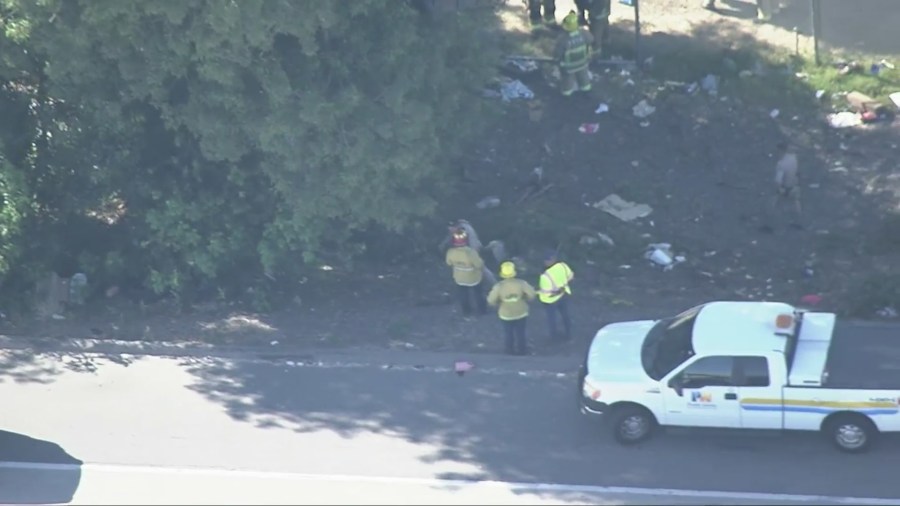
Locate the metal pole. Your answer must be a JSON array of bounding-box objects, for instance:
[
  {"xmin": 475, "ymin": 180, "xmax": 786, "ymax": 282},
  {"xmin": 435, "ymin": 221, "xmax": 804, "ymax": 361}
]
[
  {"xmin": 810, "ymin": 0, "xmax": 821, "ymax": 65},
  {"xmin": 634, "ymin": 0, "xmax": 641, "ymax": 69}
]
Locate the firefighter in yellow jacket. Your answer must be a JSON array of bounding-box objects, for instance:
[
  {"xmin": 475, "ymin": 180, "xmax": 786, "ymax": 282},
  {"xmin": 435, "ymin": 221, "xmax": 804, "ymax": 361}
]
[
  {"xmin": 555, "ymin": 11, "xmax": 594, "ymax": 97},
  {"xmin": 445, "ymin": 227, "xmax": 488, "ymax": 316},
  {"xmin": 487, "ymin": 261, "xmax": 537, "ymax": 355},
  {"xmin": 538, "ymin": 250, "xmax": 574, "ymax": 341}
]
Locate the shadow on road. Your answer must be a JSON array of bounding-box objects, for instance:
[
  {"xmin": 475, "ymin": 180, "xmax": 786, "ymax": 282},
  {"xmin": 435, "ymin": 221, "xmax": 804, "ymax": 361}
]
[
  {"xmin": 183, "ymin": 351, "xmax": 900, "ymax": 501},
  {"xmin": 0, "ymin": 430, "xmax": 82, "ymax": 504},
  {"xmin": 0, "ymin": 345, "xmax": 143, "ymax": 385}
]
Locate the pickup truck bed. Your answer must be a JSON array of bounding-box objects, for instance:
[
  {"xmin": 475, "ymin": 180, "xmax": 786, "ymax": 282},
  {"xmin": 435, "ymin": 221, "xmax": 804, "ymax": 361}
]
[{"xmin": 825, "ymin": 320, "xmax": 900, "ymax": 389}]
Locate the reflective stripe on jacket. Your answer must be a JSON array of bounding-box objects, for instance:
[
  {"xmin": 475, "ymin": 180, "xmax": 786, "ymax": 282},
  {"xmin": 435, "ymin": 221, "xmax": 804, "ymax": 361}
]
[
  {"xmin": 487, "ymin": 278, "xmax": 537, "ymax": 320},
  {"xmin": 556, "ymin": 31, "xmax": 591, "ymax": 73},
  {"xmin": 538, "ymin": 262, "xmax": 574, "ymax": 304}
]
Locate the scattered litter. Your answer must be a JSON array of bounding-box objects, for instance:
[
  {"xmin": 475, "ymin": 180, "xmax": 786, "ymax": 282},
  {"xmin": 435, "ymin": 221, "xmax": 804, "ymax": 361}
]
[
  {"xmin": 499, "ymin": 78, "xmax": 534, "ymax": 101},
  {"xmin": 815, "ymin": 89, "xmax": 826, "ymax": 100},
  {"xmin": 880, "ymin": 59, "xmax": 896, "ymax": 70},
  {"xmin": 51, "ymin": 313, "xmax": 65, "ymax": 320},
  {"xmin": 620, "ymin": 68, "xmax": 631, "ymax": 77},
  {"xmin": 624, "ymin": 78, "xmax": 635, "ymax": 86},
  {"xmin": 518, "ymin": 371, "xmax": 528, "ymax": 376},
  {"xmin": 836, "ymin": 61, "xmax": 862, "ymax": 75},
  {"xmin": 827, "ymin": 111, "xmax": 862, "ymax": 128},
  {"xmin": 800, "ymin": 294, "xmax": 823, "ymax": 306},
  {"xmin": 528, "ymin": 100, "xmax": 544, "ymax": 122},
  {"xmin": 738, "ymin": 70, "xmax": 754, "ymax": 79},
  {"xmin": 556, "ymin": 372, "xmax": 566, "ymax": 378},
  {"xmin": 596, "ymin": 232, "xmax": 615, "ymax": 246},
  {"xmin": 476, "ymin": 196, "xmax": 501, "ymax": 209},
  {"xmin": 270, "ymin": 340, "xmax": 279, "ymax": 346},
  {"xmin": 877, "ymin": 307, "xmax": 899, "ymax": 318},
  {"xmin": 455, "ymin": 361, "xmax": 474, "ymax": 376},
  {"xmin": 592, "ymin": 194, "xmax": 653, "ymax": 222},
  {"xmin": 703, "ymin": 250, "xmax": 717, "ymax": 257},
  {"xmin": 701, "ymin": 74, "xmax": 719, "ymax": 96},
  {"xmin": 644, "ymin": 243, "xmax": 685, "ymax": 271},
  {"xmin": 580, "ymin": 232, "xmax": 615, "ymax": 247},
  {"xmin": 769, "ymin": 109, "xmax": 780, "ymax": 119},
  {"xmin": 685, "ymin": 82, "xmax": 699, "ymax": 95},
  {"xmin": 594, "ymin": 102, "xmax": 610, "ymax": 114},
  {"xmin": 506, "ymin": 58, "xmax": 539, "ymax": 73},
  {"xmin": 632, "ymin": 99, "xmax": 656, "ymax": 118},
  {"xmin": 639, "ymin": 121, "xmax": 650, "ymax": 127},
  {"xmin": 579, "ymin": 123, "xmax": 600, "ymax": 134},
  {"xmin": 631, "ymin": 160, "xmax": 640, "ymax": 167}
]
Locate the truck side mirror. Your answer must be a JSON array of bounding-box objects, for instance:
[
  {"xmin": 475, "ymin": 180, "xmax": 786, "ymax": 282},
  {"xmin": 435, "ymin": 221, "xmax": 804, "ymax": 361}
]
[{"xmin": 668, "ymin": 376, "xmax": 683, "ymax": 397}]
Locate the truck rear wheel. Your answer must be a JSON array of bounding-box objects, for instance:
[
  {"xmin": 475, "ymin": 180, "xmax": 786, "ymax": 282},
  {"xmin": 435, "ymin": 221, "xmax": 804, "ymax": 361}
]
[
  {"xmin": 611, "ymin": 406, "xmax": 654, "ymax": 445},
  {"xmin": 825, "ymin": 414, "xmax": 877, "ymax": 453}
]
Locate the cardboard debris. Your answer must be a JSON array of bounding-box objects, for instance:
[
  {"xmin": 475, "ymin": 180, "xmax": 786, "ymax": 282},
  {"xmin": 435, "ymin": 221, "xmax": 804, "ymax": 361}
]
[
  {"xmin": 846, "ymin": 91, "xmax": 881, "ymax": 113},
  {"xmin": 592, "ymin": 194, "xmax": 653, "ymax": 222}
]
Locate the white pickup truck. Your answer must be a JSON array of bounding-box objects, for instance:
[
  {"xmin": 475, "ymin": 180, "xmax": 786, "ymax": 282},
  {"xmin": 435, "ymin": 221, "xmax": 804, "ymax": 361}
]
[{"xmin": 577, "ymin": 301, "xmax": 900, "ymax": 453}]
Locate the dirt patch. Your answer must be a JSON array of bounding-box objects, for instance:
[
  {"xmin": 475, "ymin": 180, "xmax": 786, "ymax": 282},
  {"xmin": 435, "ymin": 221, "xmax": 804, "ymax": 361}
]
[{"xmin": 3, "ymin": 0, "xmax": 899, "ymax": 356}]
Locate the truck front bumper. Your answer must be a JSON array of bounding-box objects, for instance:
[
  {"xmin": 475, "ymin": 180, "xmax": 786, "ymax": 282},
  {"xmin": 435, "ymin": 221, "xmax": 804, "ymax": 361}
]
[
  {"xmin": 576, "ymin": 364, "xmax": 608, "ymax": 416},
  {"xmin": 580, "ymin": 394, "xmax": 609, "ymax": 416}
]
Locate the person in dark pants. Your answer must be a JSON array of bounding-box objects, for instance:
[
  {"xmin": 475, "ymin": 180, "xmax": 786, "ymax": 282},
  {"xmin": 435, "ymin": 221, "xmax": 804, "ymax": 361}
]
[
  {"xmin": 527, "ymin": 0, "xmax": 557, "ymax": 28},
  {"xmin": 574, "ymin": 0, "xmax": 611, "ymax": 54},
  {"xmin": 487, "ymin": 261, "xmax": 537, "ymax": 355},
  {"xmin": 538, "ymin": 251, "xmax": 574, "ymax": 341},
  {"xmin": 445, "ymin": 227, "xmax": 487, "ymax": 316}
]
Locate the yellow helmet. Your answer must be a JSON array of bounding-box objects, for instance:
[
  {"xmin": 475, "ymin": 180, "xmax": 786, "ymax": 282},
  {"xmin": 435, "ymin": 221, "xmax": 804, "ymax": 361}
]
[
  {"xmin": 500, "ymin": 261, "xmax": 517, "ymax": 279},
  {"xmin": 562, "ymin": 11, "xmax": 579, "ymax": 32}
]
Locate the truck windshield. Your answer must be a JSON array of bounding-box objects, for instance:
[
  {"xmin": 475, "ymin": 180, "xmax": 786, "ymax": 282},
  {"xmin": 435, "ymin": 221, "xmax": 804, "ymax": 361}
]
[{"xmin": 641, "ymin": 305, "xmax": 702, "ymax": 380}]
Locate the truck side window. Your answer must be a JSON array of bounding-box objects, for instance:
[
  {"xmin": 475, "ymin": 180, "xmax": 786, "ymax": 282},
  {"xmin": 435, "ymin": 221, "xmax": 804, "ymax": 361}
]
[
  {"xmin": 680, "ymin": 356, "xmax": 735, "ymax": 388},
  {"xmin": 736, "ymin": 356, "xmax": 771, "ymax": 387}
]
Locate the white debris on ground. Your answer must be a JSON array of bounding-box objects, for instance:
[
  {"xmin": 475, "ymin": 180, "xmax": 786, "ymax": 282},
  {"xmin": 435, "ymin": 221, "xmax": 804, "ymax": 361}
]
[
  {"xmin": 632, "ymin": 99, "xmax": 656, "ymax": 118},
  {"xmin": 592, "ymin": 194, "xmax": 653, "ymax": 222},
  {"xmin": 499, "ymin": 78, "xmax": 534, "ymax": 101},
  {"xmin": 827, "ymin": 111, "xmax": 862, "ymax": 128},
  {"xmin": 645, "ymin": 243, "xmax": 686, "ymax": 271}
]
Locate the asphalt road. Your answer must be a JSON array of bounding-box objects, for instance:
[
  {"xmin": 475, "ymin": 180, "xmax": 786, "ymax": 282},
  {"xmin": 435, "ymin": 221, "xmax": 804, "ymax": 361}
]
[{"xmin": 1, "ymin": 339, "xmax": 899, "ymax": 505}]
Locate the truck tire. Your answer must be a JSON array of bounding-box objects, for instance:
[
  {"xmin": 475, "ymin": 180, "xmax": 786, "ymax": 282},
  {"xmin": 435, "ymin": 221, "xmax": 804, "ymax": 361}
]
[
  {"xmin": 825, "ymin": 414, "xmax": 877, "ymax": 453},
  {"xmin": 610, "ymin": 406, "xmax": 654, "ymax": 445}
]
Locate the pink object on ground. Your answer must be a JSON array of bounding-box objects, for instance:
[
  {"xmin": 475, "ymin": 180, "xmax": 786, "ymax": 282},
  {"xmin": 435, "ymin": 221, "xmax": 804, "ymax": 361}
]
[{"xmin": 800, "ymin": 294, "xmax": 823, "ymax": 306}]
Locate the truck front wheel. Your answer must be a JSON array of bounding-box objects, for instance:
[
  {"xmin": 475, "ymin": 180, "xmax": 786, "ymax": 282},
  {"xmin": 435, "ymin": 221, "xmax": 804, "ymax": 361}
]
[
  {"xmin": 825, "ymin": 414, "xmax": 877, "ymax": 453},
  {"xmin": 610, "ymin": 406, "xmax": 654, "ymax": 445}
]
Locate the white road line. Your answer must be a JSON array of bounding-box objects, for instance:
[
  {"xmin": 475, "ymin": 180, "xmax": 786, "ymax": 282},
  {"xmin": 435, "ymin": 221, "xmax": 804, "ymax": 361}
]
[{"xmin": 1, "ymin": 460, "xmax": 897, "ymax": 505}]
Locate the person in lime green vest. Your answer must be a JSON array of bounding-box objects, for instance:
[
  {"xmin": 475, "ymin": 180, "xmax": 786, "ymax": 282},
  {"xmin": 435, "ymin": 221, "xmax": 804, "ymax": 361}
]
[
  {"xmin": 487, "ymin": 261, "xmax": 537, "ymax": 355},
  {"xmin": 538, "ymin": 250, "xmax": 574, "ymax": 341}
]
